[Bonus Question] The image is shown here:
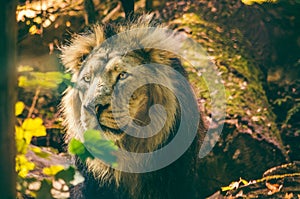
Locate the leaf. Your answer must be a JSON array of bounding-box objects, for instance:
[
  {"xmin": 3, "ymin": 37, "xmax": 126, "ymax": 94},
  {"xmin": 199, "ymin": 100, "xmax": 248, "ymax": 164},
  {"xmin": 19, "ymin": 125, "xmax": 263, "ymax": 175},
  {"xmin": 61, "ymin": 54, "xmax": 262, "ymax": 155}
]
[
  {"xmin": 16, "ymin": 154, "xmax": 35, "ymax": 178},
  {"xmin": 15, "ymin": 101, "xmax": 25, "ymax": 116},
  {"xmin": 22, "ymin": 118, "xmax": 47, "ymax": 137},
  {"xmin": 68, "ymin": 138, "xmax": 93, "ymax": 162},
  {"xmin": 221, "ymin": 185, "xmax": 234, "ymax": 192},
  {"xmin": 43, "ymin": 165, "xmax": 64, "ymax": 176},
  {"xmin": 55, "ymin": 166, "xmax": 76, "ymax": 186},
  {"xmin": 35, "ymin": 179, "xmax": 53, "ymax": 199},
  {"xmin": 68, "ymin": 138, "xmax": 85, "ymax": 155},
  {"xmin": 29, "ymin": 25, "xmax": 38, "ymax": 35},
  {"xmin": 18, "ymin": 76, "xmax": 29, "ymax": 88},
  {"xmin": 266, "ymin": 182, "xmax": 282, "ymax": 195},
  {"xmin": 30, "ymin": 146, "xmax": 50, "ymax": 158},
  {"xmin": 15, "ymin": 126, "xmax": 29, "ymax": 154},
  {"xmin": 33, "ymin": 16, "xmax": 42, "ymax": 24},
  {"xmin": 18, "ymin": 72, "xmax": 66, "ymax": 89},
  {"xmin": 84, "ymin": 129, "xmax": 118, "ymax": 166},
  {"xmin": 63, "ymin": 73, "xmax": 74, "ymax": 87},
  {"xmin": 221, "ymin": 181, "xmax": 240, "ymax": 192},
  {"xmin": 241, "ymin": 0, "xmax": 277, "ymax": 5},
  {"xmin": 17, "ymin": 65, "xmax": 34, "ymax": 72},
  {"xmin": 240, "ymin": 178, "xmax": 248, "ymax": 185}
]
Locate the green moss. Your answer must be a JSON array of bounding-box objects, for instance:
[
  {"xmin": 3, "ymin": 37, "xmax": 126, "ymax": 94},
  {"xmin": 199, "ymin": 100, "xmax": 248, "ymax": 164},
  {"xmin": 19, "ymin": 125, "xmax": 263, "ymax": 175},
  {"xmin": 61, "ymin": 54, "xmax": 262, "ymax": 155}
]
[{"xmin": 170, "ymin": 13, "xmax": 282, "ymax": 144}]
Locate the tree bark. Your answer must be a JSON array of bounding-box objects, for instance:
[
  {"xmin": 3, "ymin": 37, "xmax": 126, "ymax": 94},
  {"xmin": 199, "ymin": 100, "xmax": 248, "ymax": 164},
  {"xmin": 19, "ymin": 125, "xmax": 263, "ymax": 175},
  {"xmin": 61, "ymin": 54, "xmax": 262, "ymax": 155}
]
[
  {"xmin": 0, "ymin": 0, "xmax": 17, "ymax": 198},
  {"xmin": 84, "ymin": 0, "xmax": 96, "ymax": 24},
  {"xmin": 119, "ymin": 0, "xmax": 134, "ymax": 20},
  {"xmin": 168, "ymin": 12, "xmax": 288, "ymax": 197}
]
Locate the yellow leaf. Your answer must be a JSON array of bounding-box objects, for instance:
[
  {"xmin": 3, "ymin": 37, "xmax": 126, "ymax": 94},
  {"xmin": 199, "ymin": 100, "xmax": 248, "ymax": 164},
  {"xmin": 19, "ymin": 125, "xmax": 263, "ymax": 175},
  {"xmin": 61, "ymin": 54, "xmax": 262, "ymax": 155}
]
[
  {"xmin": 15, "ymin": 126, "xmax": 24, "ymax": 140},
  {"xmin": 43, "ymin": 165, "xmax": 64, "ymax": 176},
  {"xmin": 240, "ymin": 178, "xmax": 248, "ymax": 185},
  {"xmin": 33, "ymin": 16, "xmax": 42, "ymax": 24},
  {"xmin": 15, "ymin": 126, "xmax": 28, "ymax": 154},
  {"xmin": 221, "ymin": 186, "xmax": 234, "ymax": 192},
  {"xmin": 15, "ymin": 101, "xmax": 25, "ymax": 116},
  {"xmin": 30, "ymin": 146, "xmax": 41, "ymax": 153},
  {"xmin": 221, "ymin": 181, "xmax": 240, "ymax": 192},
  {"xmin": 29, "ymin": 25, "xmax": 38, "ymax": 35},
  {"xmin": 22, "ymin": 118, "xmax": 47, "ymax": 137},
  {"xmin": 16, "ymin": 154, "xmax": 35, "ymax": 178},
  {"xmin": 18, "ymin": 76, "xmax": 27, "ymax": 87},
  {"xmin": 17, "ymin": 65, "xmax": 34, "ymax": 72},
  {"xmin": 241, "ymin": 0, "xmax": 254, "ymax": 5}
]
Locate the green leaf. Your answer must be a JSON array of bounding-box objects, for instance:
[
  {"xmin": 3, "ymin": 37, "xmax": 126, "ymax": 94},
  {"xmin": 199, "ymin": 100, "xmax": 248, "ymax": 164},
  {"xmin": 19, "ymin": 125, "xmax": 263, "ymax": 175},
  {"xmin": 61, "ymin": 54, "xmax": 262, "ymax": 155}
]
[
  {"xmin": 84, "ymin": 130, "xmax": 118, "ymax": 166},
  {"xmin": 68, "ymin": 138, "xmax": 85, "ymax": 155},
  {"xmin": 62, "ymin": 73, "xmax": 74, "ymax": 87},
  {"xmin": 68, "ymin": 138, "xmax": 94, "ymax": 162},
  {"xmin": 55, "ymin": 166, "xmax": 76, "ymax": 186},
  {"xmin": 35, "ymin": 179, "xmax": 53, "ymax": 199}
]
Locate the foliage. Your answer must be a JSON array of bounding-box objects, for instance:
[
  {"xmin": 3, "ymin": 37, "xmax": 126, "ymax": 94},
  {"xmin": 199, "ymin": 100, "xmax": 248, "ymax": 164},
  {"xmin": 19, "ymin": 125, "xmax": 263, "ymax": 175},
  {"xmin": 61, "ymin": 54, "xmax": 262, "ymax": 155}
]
[
  {"xmin": 15, "ymin": 102, "xmax": 46, "ymax": 177},
  {"xmin": 69, "ymin": 130, "xmax": 118, "ymax": 167},
  {"xmin": 18, "ymin": 66, "xmax": 72, "ymax": 90},
  {"xmin": 15, "ymin": 64, "xmax": 79, "ymax": 198},
  {"xmin": 241, "ymin": 0, "xmax": 300, "ymax": 5},
  {"xmin": 18, "ymin": 72, "xmax": 71, "ymax": 89},
  {"xmin": 15, "ymin": 64, "xmax": 118, "ymax": 198},
  {"xmin": 15, "ymin": 100, "xmax": 78, "ymax": 199},
  {"xmin": 284, "ymin": 102, "xmax": 300, "ymax": 124},
  {"xmin": 221, "ymin": 178, "xmax": 248, "ymax": 192},
  {"xmin": 241, "ymin": 0, "xmax": 278, "ymax": 5}
]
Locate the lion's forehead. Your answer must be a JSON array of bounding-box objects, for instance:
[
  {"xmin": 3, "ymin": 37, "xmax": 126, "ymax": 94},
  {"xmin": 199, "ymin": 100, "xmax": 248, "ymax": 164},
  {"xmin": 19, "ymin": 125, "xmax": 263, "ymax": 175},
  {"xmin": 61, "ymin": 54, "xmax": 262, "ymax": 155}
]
[{"xmin": 83, "ymin": 50, "xmax": 145, "ymax": 76}]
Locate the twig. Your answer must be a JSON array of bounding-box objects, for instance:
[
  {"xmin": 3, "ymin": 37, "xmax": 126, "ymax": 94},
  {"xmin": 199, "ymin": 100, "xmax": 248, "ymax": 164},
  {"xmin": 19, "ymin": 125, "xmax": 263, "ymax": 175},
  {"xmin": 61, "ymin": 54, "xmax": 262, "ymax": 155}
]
[
  {"xmin": 101, "ymin": 2, "xmax": 121, "ymax": 23},
  {"xmin": 27, "ymin": 87, "xmax": 41, "ymax": 118}
]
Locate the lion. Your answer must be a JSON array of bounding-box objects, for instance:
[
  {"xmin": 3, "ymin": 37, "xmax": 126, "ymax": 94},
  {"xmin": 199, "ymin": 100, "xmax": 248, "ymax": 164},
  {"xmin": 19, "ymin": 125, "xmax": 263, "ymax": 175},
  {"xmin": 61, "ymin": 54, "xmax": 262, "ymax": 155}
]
[{"xmin": 60, "ymin": 15, "xmax": 205, "ymax": 199}]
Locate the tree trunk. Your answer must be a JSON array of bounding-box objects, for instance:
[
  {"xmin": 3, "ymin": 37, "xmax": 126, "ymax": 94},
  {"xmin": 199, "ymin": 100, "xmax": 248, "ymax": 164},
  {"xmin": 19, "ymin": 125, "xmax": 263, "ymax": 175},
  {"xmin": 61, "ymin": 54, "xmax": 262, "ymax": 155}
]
[
  {"xmin": 0, "ymin": 0, "xmax": 17, "ymax": 198},
  {"xmin": 168, "ymin": 12, "xmax": 288, "ymax": 197},
  {"xmin": 120, "ymin": 0, "xmax": 134, "ymax": 20},
  {"xmin": 84, "ymin": 0, "xmax": 96, "ymax": 24}
]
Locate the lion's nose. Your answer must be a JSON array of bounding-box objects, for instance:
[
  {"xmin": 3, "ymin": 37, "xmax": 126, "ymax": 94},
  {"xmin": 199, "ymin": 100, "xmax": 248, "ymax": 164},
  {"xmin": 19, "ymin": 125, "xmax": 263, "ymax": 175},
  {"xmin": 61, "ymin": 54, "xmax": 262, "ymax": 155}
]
[
  {"xmin": 99, "ymin": 84, "xmax": 111, "ymax": 96},
  {"xmin": 94, "ymin": 84, "xmax": 111, "ymax": 108}
]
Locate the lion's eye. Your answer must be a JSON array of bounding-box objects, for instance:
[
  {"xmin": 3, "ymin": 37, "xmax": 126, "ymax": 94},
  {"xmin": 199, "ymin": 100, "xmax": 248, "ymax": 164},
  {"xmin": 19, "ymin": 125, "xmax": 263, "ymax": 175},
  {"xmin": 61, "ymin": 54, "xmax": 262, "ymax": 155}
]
[
  {"xmin": 118, "ymin": 72, "xmax": 129, "ymax": 80},
  {"xmin": 83, "ymin": 74, "xmax": 91, "ymax": 83}
]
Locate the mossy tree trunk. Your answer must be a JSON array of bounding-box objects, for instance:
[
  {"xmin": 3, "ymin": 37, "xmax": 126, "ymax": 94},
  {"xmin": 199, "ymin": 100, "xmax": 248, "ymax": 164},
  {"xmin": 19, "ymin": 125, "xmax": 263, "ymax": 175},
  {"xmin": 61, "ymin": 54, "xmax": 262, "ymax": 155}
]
[
  {"xmin": 0, "ymin": 0, "xmax": 17, "ymax": 198},
  {"xmin": 168, "ymin": 12, "xmax": 289, "ymax": 197}
]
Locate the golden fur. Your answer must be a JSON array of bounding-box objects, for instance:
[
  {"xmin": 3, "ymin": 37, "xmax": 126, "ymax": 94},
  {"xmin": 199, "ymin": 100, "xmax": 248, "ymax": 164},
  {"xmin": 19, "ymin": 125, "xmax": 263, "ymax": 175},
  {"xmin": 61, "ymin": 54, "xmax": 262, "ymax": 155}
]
[{"xmin": 60, "ymin": 15, "xmax": 203, "ymax": 199}]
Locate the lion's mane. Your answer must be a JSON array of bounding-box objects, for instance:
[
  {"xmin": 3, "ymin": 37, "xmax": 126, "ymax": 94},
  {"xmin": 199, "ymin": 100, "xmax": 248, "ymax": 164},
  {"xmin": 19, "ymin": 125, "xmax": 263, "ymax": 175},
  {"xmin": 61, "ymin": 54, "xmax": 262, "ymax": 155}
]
[{"xmin": 61, "ymin": 15, "xmax": 204, "ymax": 199}]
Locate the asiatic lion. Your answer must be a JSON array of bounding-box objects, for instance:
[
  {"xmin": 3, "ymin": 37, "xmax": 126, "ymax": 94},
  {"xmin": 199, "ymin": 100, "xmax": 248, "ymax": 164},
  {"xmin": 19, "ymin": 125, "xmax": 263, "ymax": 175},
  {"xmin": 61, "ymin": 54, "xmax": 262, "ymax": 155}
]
[{"xmin": 61, "ymin": 15, "xmax": 205, "ymax": 199}]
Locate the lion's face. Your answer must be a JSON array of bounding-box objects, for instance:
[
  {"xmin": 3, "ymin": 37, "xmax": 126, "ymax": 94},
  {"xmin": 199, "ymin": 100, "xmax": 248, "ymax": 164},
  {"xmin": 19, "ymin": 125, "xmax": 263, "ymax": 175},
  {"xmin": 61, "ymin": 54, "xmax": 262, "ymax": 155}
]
[
  {"xmin": 77, "ymin": 52, "xmax": 156, "ymax": 135},
  {"xmin": 62, "ymin": 34, "xmax": 184, "ymax": 149}
]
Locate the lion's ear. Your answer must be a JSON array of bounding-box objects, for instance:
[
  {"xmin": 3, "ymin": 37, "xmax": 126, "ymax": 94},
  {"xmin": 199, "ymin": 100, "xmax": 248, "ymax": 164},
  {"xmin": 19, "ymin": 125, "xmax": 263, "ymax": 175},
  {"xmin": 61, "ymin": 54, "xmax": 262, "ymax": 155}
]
[{"xmin": 60, "ymin": 25, "xmax": 105, "ymax": 73}]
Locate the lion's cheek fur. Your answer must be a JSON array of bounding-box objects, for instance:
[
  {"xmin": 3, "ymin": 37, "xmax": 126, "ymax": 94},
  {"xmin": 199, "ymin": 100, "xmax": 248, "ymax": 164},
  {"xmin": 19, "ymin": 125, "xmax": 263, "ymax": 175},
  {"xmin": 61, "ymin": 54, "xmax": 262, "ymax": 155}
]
[{"xmin": 62, "ymin": 88, "xmax": 85, "ymax": 142}]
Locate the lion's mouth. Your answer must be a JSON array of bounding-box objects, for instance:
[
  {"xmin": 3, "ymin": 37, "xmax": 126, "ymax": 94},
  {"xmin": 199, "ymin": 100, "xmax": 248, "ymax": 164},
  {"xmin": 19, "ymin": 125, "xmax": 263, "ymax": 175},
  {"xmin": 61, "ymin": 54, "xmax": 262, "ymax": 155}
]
[
  {"xmin": 95, "ymin": 104, "xmax": 124, "ymax": 134},
  {"xmin": 95, "ymin": 104, "xmax": 109, "ymax": 120}
]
